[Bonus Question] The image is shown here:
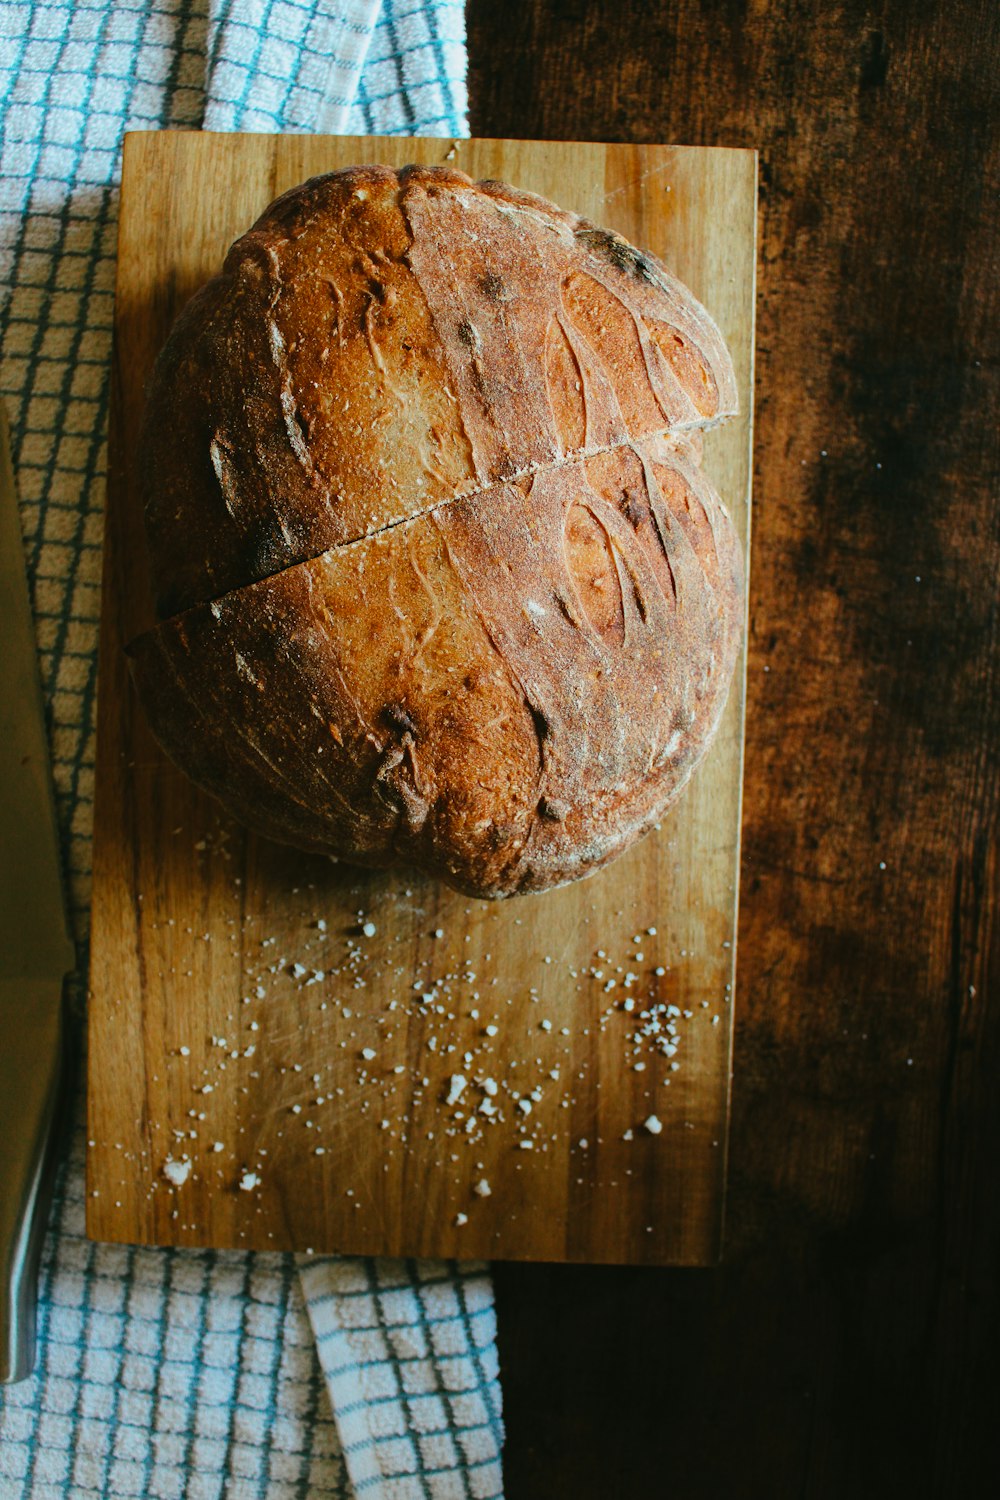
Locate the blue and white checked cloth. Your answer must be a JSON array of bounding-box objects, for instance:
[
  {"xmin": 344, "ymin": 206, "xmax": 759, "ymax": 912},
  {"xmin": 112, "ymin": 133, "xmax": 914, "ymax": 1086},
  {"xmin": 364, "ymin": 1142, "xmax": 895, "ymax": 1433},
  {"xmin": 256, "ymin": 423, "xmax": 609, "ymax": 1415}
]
[{"xmin": 0, "ymin": 4, "xmax": 506, "ymax": 1497}]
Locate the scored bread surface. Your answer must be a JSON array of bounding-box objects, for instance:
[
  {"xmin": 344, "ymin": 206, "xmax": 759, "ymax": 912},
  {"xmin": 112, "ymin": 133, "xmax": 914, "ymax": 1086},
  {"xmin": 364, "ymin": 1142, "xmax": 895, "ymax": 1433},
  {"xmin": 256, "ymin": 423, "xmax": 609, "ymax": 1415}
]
[{"xmin": 130, "ymin": 165, "xmax": 744, "ymax": 898}]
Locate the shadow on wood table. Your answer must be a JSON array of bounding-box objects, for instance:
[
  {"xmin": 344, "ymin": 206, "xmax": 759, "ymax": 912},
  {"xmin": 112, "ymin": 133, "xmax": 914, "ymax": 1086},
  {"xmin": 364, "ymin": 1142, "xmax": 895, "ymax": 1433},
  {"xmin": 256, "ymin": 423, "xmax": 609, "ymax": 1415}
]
[{"xmin": 467, "ymin": 1, "xmax": 999, "ymax": 1495}]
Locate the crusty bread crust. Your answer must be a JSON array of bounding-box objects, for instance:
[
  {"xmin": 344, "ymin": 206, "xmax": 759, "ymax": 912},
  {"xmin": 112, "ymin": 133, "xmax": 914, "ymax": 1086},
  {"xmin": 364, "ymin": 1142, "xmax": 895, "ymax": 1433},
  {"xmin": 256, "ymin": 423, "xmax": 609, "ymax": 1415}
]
[{"xmin": 130, "ymin": 166, "xmax": 743, "ymax": 898}]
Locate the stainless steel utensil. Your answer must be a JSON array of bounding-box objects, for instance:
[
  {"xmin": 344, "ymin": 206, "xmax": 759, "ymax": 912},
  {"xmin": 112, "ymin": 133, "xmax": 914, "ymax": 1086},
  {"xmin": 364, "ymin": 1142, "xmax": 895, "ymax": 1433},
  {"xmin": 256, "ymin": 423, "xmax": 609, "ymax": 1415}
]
[{"xmin": 0, "ymin": 399, "xmax": 76, "ymax": 1384}]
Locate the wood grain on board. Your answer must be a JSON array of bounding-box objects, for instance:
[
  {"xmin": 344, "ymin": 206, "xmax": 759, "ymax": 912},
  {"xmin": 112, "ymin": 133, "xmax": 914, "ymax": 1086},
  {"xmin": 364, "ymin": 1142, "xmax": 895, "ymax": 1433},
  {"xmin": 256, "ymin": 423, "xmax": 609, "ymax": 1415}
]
[{"xmin": 86, "ymin": 131, "xmax": 756, "ymax": 1264}]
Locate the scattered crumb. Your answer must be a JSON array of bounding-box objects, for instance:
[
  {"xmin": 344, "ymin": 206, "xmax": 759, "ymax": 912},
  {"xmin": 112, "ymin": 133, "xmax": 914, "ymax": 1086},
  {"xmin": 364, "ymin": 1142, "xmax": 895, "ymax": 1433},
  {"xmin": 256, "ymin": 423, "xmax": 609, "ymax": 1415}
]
[
  {"xmin": 446, "ymin": 1074, "xmax": 467, "ymax": 1106},
  {"xmin": 161, "ymin": 1157, "xmax": 190, "ymax": 1187}
]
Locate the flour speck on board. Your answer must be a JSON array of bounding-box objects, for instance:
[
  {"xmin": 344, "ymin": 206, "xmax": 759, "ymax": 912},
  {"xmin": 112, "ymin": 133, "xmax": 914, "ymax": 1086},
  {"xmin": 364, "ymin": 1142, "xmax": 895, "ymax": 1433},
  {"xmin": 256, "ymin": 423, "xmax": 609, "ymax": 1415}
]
[
  {"xmin": 446, "ymin": 1074, "xmax": 467, "ymax": 1106},
  {"xmin": 135, "ymin": 837, "xmax": 735, "ymax": 1257},
  {"xmin": 161, "ymin": 1156, "xmax": 191, "ymax": 1187}
]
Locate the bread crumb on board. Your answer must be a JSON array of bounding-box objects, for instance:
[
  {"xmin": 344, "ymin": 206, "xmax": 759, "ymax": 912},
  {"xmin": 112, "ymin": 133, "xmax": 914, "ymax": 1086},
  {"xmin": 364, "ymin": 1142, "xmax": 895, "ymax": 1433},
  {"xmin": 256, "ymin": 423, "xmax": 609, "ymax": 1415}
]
[
  {"xmin": 141, "ymin": 841, "xmax": 735, "ymax": 1241},
  {"xmin": 161, "ymin": 1156, "xmax": 191, "ymax": 1187}
]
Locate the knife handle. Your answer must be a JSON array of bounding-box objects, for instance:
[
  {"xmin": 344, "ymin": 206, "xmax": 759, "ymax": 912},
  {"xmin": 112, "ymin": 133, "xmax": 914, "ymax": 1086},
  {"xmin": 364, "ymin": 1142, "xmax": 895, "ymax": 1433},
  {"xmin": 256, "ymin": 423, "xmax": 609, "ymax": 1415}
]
[{"xmin": 0, "ymin": 979, "xmax": 71, "ymax": 1384}]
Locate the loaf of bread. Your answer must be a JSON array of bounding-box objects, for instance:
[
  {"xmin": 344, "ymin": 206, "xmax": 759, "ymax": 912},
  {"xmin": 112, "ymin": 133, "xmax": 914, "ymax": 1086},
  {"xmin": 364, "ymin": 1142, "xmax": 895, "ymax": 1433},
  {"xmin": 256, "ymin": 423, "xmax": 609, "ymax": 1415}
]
[{"xmin": 128, "ymin": 165, "xmax": 744, "ymax": 898}]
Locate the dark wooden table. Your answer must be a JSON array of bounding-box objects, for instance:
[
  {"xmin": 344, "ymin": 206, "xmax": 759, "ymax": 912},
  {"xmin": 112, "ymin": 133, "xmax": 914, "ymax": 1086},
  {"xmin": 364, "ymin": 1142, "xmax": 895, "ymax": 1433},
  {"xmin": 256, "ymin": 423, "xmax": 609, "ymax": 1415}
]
[{"xmin": 467, "ymin": 3, "xmax": 999, "ymax": 1495}]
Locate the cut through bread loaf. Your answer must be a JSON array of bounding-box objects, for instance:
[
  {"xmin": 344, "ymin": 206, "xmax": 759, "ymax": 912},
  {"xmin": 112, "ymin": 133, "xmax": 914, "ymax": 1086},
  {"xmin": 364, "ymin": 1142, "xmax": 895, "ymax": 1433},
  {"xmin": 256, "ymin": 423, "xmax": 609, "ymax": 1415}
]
[{"xmin": 128, "ymin": 165, "xmax": 744, "ymax": 898}]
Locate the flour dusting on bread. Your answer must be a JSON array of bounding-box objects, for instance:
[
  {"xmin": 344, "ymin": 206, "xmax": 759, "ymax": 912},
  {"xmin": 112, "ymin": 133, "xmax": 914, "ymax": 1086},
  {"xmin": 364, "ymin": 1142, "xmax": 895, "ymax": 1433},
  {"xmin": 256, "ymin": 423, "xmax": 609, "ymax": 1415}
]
[{"xmin": 129, "ymin": 166, "xmax": 743, "ymax": 898}]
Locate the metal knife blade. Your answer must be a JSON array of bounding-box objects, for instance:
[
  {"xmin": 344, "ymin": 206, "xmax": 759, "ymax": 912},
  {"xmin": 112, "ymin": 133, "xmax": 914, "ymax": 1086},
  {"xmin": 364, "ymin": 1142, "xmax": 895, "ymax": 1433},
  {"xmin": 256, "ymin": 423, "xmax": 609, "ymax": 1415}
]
[{"xmin": 0, "ymin": 399, "xmax": 75, "ymax": 1384}]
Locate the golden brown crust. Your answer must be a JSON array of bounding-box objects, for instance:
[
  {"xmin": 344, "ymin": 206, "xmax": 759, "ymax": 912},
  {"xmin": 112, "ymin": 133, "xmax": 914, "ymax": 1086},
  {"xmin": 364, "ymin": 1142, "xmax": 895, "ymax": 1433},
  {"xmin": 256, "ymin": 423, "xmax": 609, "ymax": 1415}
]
[
  {"xmin": 142, "ymin": 165, "xmax": 737, "ymax": 617},
  {"xmin": 131, "ymin": 166, "xmax": 743, "ymax": 898},
  {"xmin": 129, "ymin": 436, "xmax": 742, "ymax": 896}
]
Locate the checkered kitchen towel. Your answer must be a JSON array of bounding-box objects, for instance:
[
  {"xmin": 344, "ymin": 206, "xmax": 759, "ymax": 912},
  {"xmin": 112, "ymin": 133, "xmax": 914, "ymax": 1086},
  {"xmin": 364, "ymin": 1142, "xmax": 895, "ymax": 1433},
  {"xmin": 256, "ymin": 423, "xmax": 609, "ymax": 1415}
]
[{"xmin": 0, "ymin": 3, "xmax": 505, "ymax": 1497}]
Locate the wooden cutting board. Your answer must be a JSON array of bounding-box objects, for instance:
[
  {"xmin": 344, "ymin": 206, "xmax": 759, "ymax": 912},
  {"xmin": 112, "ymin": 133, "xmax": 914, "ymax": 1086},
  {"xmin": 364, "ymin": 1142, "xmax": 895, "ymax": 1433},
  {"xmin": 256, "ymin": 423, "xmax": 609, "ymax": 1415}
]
[{"xmin": 87, "ymin": 132, "xmax": 756, "ymax": 1265}]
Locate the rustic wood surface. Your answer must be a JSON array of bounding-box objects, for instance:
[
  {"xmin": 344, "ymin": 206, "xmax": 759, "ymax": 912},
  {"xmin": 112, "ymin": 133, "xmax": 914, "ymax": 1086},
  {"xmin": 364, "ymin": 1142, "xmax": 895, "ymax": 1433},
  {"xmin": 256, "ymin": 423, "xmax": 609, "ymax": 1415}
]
[
  {"xmin": 87, "ymin": 132, "xmax": 755, "ymax": 1265},
  {"xmin": 468, "ymin": 0, "xmax": 999, "ymax": 1495}
]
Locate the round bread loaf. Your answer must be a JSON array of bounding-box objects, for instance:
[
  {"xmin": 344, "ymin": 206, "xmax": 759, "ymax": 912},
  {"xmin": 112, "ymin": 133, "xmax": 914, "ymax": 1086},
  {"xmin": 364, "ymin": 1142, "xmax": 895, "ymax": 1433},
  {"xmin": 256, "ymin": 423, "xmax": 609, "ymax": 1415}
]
[{"xmin": 128, "ymin": 165, "xmax": 744, "ymax": 898}]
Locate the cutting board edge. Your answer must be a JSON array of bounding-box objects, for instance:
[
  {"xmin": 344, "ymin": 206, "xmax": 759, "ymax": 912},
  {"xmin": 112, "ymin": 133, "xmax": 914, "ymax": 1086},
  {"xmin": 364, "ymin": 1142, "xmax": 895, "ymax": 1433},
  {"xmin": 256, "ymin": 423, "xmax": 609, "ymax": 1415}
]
[{"xmin": 86, "ymin": 132, "xmax": 755, "ymax": 1267}]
